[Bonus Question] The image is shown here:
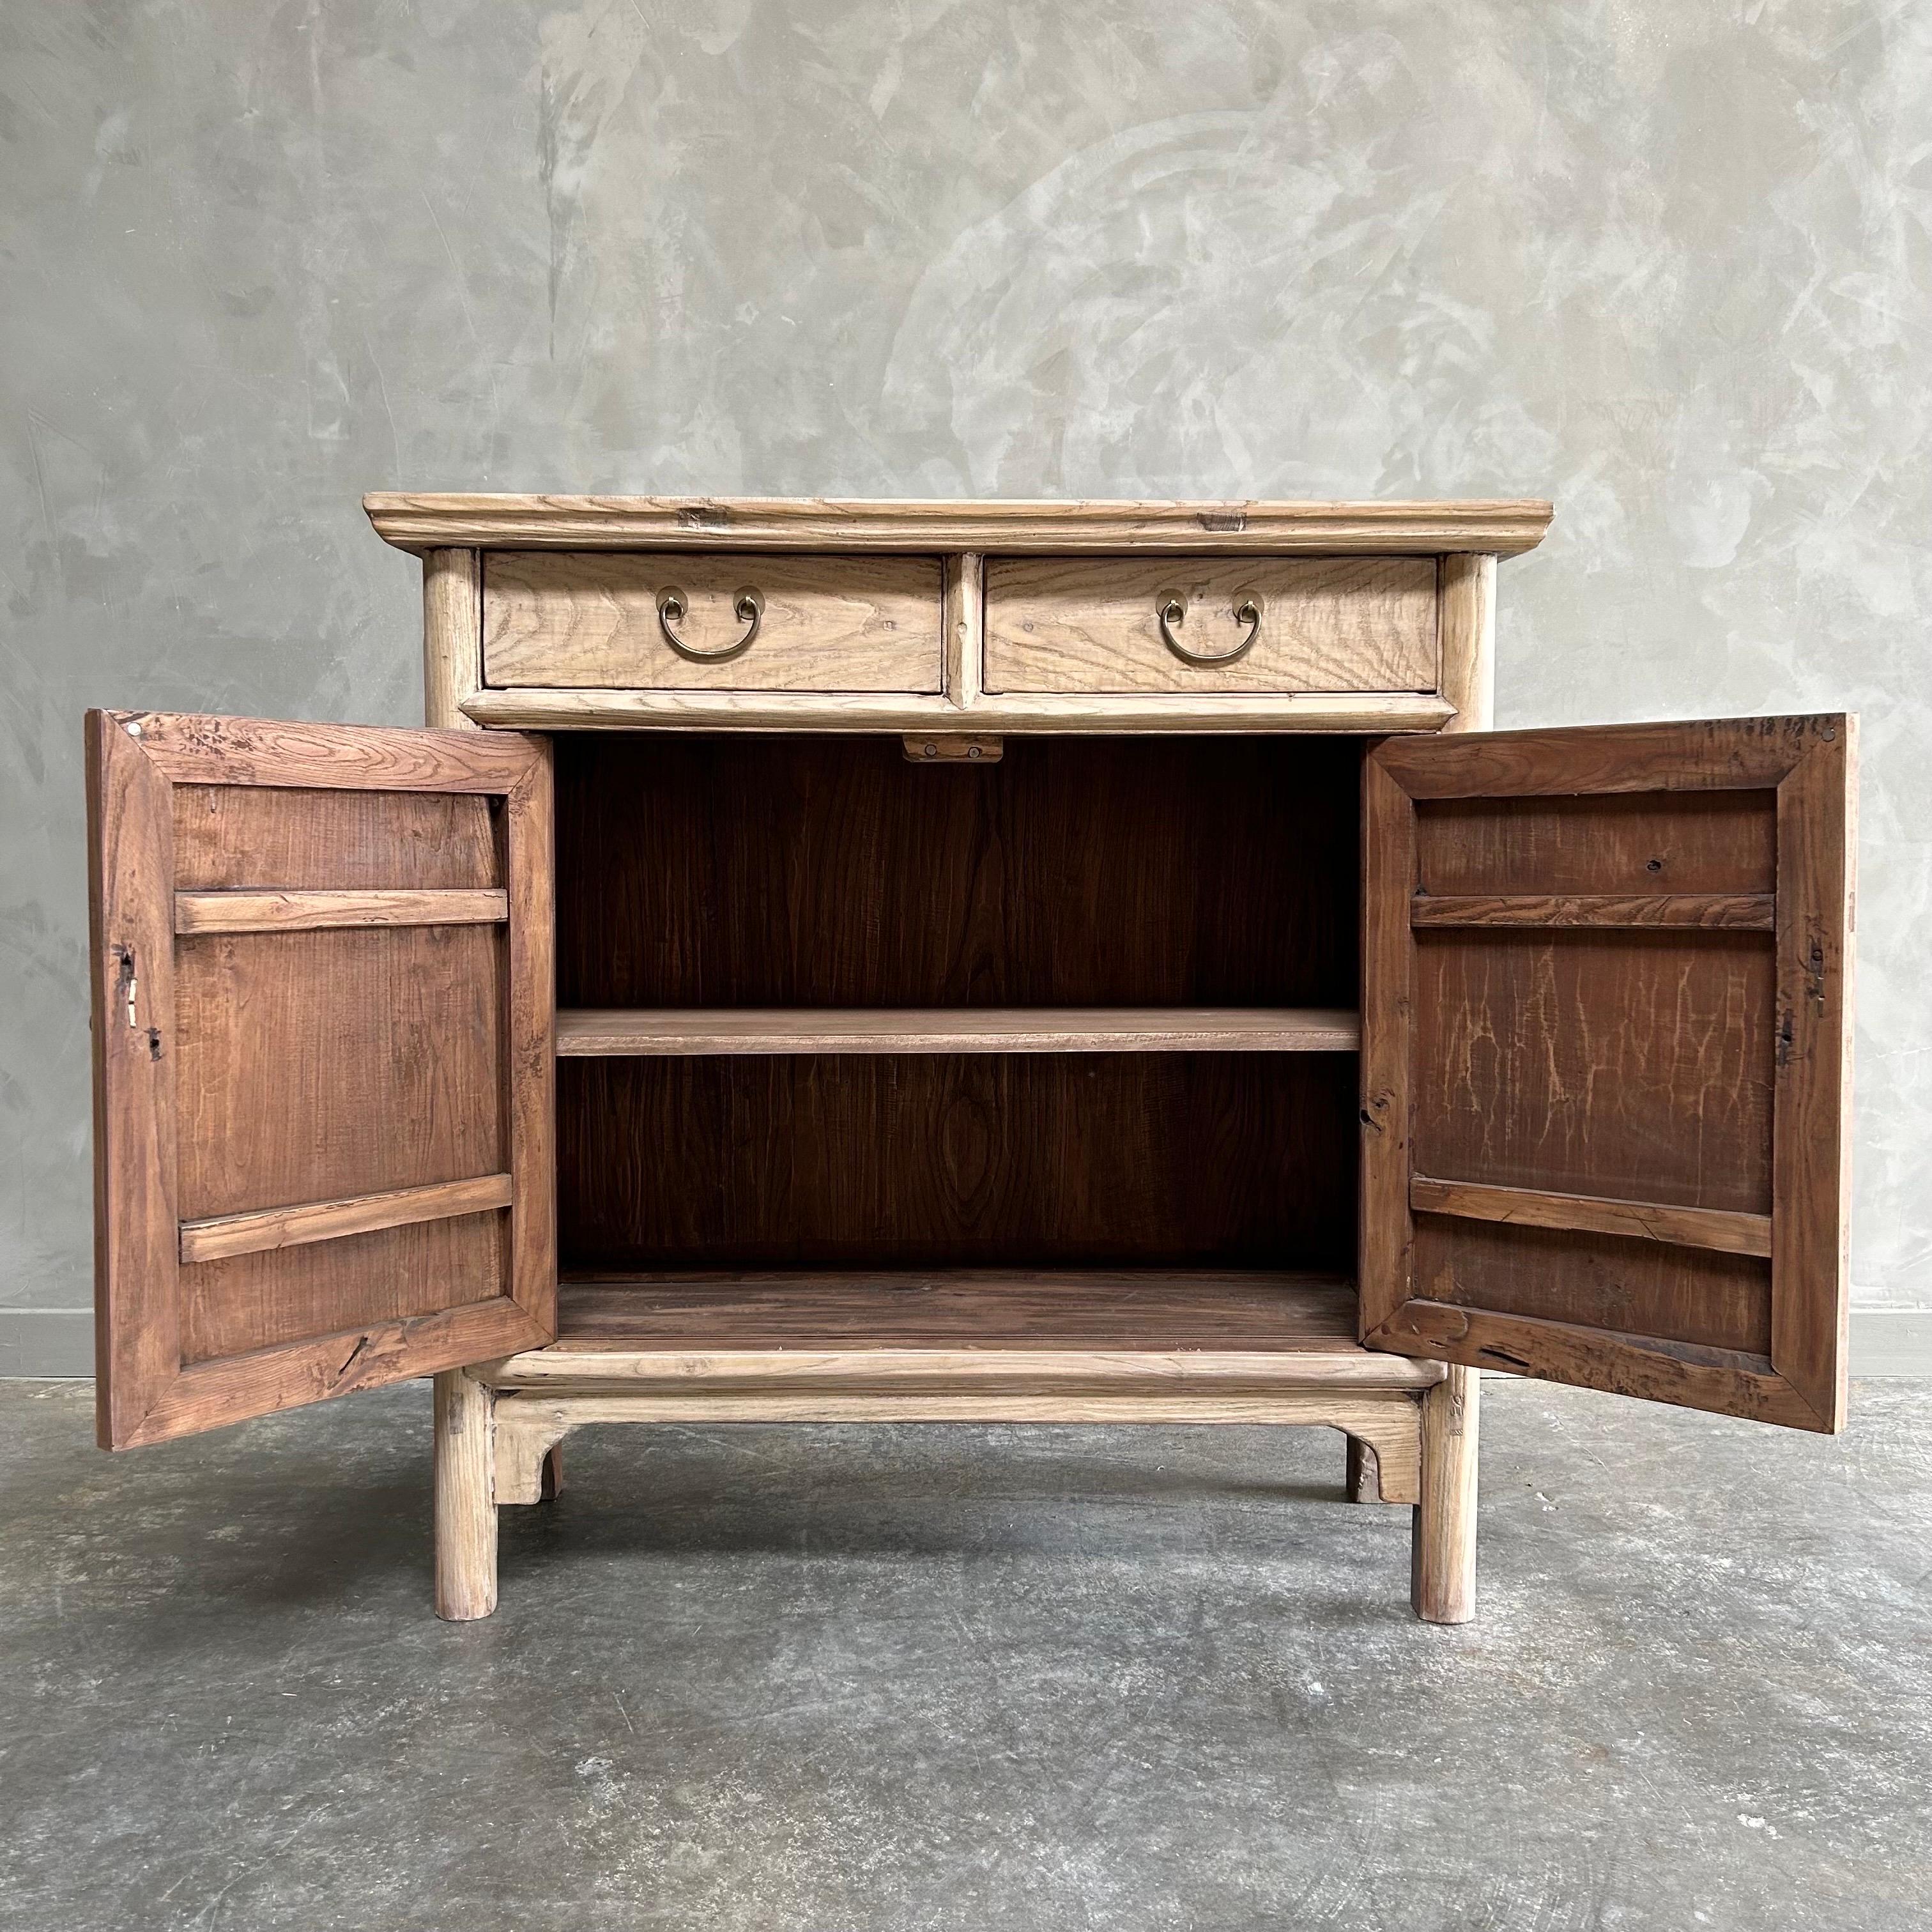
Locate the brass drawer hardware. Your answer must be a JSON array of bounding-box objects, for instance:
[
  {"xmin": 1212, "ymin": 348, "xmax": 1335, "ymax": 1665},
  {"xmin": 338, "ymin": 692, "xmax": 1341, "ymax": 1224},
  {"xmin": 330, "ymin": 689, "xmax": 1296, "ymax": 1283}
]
[
  {"xmin": 656, "ymin": 584, "xmax": 764, "ymax": 663},
  {"xmin": 1158, "ymin": 589, "xmax": 1264, "ymax": 668}
]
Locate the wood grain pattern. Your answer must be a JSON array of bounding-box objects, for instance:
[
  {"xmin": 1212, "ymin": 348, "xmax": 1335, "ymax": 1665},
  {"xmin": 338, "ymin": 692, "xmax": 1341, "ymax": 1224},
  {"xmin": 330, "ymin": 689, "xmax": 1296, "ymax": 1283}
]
[
  {"xmin": 1360, "ymin": 713, "xmax": 1855, "ymax": 1434},
  {"xmin": 555, "ymin": 1007, "xmax": 1361, "ymax": 1057},
  {"xmin": 1410, "ymin": 1175, "xmax": 1772, "ymax": 1258},
  {"xmin": 172, "ymin": 786, "xmax": 499, "ymax": 891},
  {"xmin": 559, "ymin": 1053, "xmax": 1359, "ymax": 1274},
  {"xmin": 178, "ymin": 1172, "xmax": 514, "ymax": 1264},
  {"xmin": 1356, "ymin": 753, "xmax": 1419, "ymax": 1347},
  {"xmin": 1409, "ymin": 892, "xmax": 1774, "ymax": 931},
  {"xmin": 549, "ymin": 1271, "xmax": 1389, "ymax": 1353},
  {"xmin": 1374, "ymin": 716, "xmax": 1816, "ymax": 799},
  {"xmin": 462, "ymin": 686, "xmax": 1457, "ymax": 734},
  {"xmin": 1413, "ymin": 929, "xmax": 1775, "ymax": 1213},
  {"xmin": 1437, "ymin": 554, "xmax": 1495, "ymax": 732},
  {"xmin": 1416, "ymin": 790, "xmax": 1777, "ymax": 896},
  {"xmin": 983, "ymin": 555, "xmax": 1438, "ymax": 694},
  {"xmin": 174, "ymin": 888, "xmax": 508, "ymax": 934},
  {"xmin": 114, "ymin": 711, "xmax": 539, "ymax": 793},
  {"xmin": 87, "ymin": 709, "xmax": 556, "ymax": 1446},
  {"xmin": 1769, "ymin": 716, "xmax": 1856, "ymax": 1430},
  {"xmin": 174, "ymin": 926, "xmax": 505, "ymax": 1219},
  {"xmin": 1377, "ymin": 1300, "xmax": 1822, "ymax": 1428},
  {"xmin": 1412, "ymin": 1217, "xmax": 1771, "ymax": 1354},
  {"xmin": 1412, "ymin": 1365, "xmax": 1478, "ymax": 1623},
  {"xmin": 942, "ymin": 551, "xmax": 984, "ymax": 705},
  {"xmin": 434, "ymin": 1368, "xmax": 496, "ymax": 1621},
  {"xmin": 422, "ymin": 549, "xmax": 482, "ymax": 729},
  {"xmin": 89, "ymin": 710, "xmax": 182, "ymax": 1451},
  {"xmin": 554, "ymin": 734, "xmax": 1361, "ymax": 1009},
  {"xmin": 482, "ymin": 551, "xmax": 942, "ymax": 691},
  {"xmin": 364, "ymin": 493, "xmax": 1555, "ymax": 556}
]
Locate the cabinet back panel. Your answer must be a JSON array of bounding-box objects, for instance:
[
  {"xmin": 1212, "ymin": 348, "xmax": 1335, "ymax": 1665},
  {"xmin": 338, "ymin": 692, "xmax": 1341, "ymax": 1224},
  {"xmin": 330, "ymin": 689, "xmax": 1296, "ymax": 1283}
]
[
  {"xmin": 553, "ymin": 735, "xmax": 1361, "ymax": 1008},
  {"xmin": 172, "ymin": 785, "xmax": 500, "ymax": 890},
  {"xmin": 559, "ymin": 1053, "xmax": 1357, "ymax": 1272}
]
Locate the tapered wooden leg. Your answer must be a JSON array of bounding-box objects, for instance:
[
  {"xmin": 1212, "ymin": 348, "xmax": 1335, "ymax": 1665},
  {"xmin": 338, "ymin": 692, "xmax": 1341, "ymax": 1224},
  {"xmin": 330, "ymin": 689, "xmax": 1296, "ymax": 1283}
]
[
  {"xmin": 1412, "ymin": 1367, "xmax": 1480, "ymax": 1624},
  {"xmin": 1345, "ymin": 1434, "xmax": 1380, "ymax": 1502},
  {"xmin": 539, "ymin": 1442, "xmax": 564, "ymax": 1501},
  {"xmin": 434, "ymin": 1368, "xmax": 498, "ymax": 1621}
]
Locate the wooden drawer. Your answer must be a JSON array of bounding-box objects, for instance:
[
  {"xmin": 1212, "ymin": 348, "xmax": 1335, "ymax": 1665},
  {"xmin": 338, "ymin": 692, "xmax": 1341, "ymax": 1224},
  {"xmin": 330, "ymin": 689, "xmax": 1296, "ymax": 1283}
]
[
  {"xmin": 983, "ymin": 556, "xmax": 1438, "ymax": 694},
  {"xmin": 482, "ymin": 552, "xmax": 943, "ymax": 691}
]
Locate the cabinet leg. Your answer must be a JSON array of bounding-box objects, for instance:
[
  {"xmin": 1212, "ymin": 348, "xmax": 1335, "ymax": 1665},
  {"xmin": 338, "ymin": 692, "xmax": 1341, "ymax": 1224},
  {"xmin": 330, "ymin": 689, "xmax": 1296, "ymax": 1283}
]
[
  {"xmin": 1345, "ymin": 1434, "xmax": 1381, "ymax": 1503},
  {"xmin": 1411, "ymin": 1367, "xmax": 1480, "ymax": 1625},
  {"xmin": 433, "ymin": 1368, "xmax": 498, "ymax": 1621}
]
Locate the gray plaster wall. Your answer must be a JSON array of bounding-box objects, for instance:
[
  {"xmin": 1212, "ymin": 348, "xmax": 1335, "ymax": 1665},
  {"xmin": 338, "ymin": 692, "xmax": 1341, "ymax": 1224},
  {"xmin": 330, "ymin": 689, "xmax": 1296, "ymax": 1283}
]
[{"xmin": 4, "ymin": 1, "xmax": 1928, "ymax": 1375}]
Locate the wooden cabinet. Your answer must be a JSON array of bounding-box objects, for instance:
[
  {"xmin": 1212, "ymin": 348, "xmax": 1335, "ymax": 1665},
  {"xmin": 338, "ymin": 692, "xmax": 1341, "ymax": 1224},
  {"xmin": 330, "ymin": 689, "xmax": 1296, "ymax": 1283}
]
[{"xmin": 86, "ymin": 496, "xmax": 1856, "ymax": 1629}]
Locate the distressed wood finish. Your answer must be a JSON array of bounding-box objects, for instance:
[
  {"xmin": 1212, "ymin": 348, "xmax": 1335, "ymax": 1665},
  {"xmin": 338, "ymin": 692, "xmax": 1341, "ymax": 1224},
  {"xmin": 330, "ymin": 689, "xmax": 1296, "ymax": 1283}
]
[
  {"xmin": 422, "ymin": 549, "xmax": 482, "ymax": 730},
  {"xmin": 367, "ymin": 494, "xmax": 1556, "ymax": 556},
  {"xmin": 463, "ymin": 686, "xmax": 1457, "ymax": 734},
  {"xmin": 179, "ymin": 1173, "xmax": 516, "ymax": 1265},
  {"xmin": 482, "ymin": 551, "xmax": 943, "ymax": 691},
  {"xmin": 1437, "ymin": 553, "xmax": 1495, "ymax": 732},
  {"xmin": 88, "ymin": 709, "xmax": 555, "ymax": 1448},
  {"xmin": 555, "ymin": 1007, "xmax": 1360, "ymax": 1057},
  {"xmin": 1410, "ymin": 1176, "xmax": 1772, "ymax": 1259},
  {"xmin": 1412, "ymin": 1365, "xmax": 1479, "ymax": 1623},
  {"xmin": 942, "ymin": 551, "xmax": 985, "ymax": 705},
  {"xmin": 174, "ymin": 887, "xmax": 508, "ymax": 934},
  {"xmin": 434, "ymin": 1368, "xmax": 496, "ymax": 1621},
  {"xmin": 983, "ymin": 555, "xmax": 1438, "ymax": 694},
  {"xmin": 1361, "ymin": 714, "xmax": 1855, "ymax": 1431},
  {"xmin": 1409, "ymin": 892, "xmax": 1775, "ymax": 931}
]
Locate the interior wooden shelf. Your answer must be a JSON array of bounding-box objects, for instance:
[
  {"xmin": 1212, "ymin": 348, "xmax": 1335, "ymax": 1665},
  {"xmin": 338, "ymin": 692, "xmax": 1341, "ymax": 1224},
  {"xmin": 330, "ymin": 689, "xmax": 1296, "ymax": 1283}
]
[{"xmin": 555, "ymin": 1006, "xmax": 1361, "ymax": 1057}]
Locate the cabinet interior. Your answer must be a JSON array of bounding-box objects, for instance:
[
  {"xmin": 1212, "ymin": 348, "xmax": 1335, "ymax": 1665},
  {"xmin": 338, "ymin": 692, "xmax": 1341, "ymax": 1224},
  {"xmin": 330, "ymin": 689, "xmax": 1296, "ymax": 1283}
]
[{"xmin": 551, "ymin": 733, "xmax": 1365, "ymax": 1345}]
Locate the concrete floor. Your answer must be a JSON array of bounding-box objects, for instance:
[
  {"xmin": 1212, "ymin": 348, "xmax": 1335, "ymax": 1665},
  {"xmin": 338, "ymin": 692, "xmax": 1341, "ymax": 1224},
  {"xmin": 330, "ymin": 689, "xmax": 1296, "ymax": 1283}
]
[{"xmin": 1, "ymin": 1379, "xmax": 1926, "ymax": 1930}]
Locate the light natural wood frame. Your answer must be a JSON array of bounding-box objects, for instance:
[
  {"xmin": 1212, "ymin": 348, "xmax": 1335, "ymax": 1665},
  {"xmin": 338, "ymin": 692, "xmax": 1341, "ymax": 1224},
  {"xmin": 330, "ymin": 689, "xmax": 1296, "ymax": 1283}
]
[
  {"xmin": 369, "ymin": 495, "xmax": 1554, "ymax": 556},
  {"xmin": 88, "ymin": 710, "xmax": 556, "ymax": 1448},
  {"xmin": 376, "ymin": 496, "xmax": 1551, "ymax": 736},
  {"xmin": 1360, "ymin": 714, "xmax": 1856, "ymax": 1432}
]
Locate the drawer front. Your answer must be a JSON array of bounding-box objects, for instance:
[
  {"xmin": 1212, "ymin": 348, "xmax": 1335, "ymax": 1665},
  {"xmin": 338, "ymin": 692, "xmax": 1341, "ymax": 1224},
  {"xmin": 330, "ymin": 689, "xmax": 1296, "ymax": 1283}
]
[
  {"xmin": 984, "ymin": 556, "xmax": 1438, "ymax": 694},
  {"xmin": 483, "ymin": 552, "xmax": 943, "ymax": 691}
]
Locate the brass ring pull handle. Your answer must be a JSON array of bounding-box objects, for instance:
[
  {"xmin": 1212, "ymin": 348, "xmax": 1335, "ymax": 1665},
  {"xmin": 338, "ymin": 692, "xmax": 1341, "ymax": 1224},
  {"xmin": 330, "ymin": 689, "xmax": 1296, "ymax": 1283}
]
[
  {"xmin": 656, "ymin": 585, "xmax": 765, "ymax": 663},
  {"xmin": 1157, "ymin": 590, "xmax": 1264, "ymax": 668}
]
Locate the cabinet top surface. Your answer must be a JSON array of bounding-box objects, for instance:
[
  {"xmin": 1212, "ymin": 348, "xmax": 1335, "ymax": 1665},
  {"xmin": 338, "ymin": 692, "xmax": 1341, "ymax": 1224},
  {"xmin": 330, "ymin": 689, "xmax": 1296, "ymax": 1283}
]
[{"xmin": 363, "ymin": 493, "xmax": 1553, "ymax": 556}]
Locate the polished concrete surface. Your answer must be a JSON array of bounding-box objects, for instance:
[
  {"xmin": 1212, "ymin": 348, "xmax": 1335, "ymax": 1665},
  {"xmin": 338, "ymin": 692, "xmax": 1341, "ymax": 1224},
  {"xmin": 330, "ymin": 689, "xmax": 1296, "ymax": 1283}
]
[{"xmin": 1, "ymin": 1376, "xmax": 1926, "ymax": 1929}]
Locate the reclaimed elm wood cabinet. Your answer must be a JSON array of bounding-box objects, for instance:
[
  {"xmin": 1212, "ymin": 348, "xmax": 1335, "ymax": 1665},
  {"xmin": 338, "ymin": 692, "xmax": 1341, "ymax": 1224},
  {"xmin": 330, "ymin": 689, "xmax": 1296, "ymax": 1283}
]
[{"xmin": 86, "ymin": 496, "xmax": 1856, "ymax": 1625}]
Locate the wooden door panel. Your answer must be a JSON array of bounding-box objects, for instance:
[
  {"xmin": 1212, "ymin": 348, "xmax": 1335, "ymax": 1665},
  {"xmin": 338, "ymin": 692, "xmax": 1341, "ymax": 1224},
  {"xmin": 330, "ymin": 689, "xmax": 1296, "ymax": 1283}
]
[
  {"xmin": 1361, "ymin": 715, "xmax": 1853, "ymax": 1431},
  {"xmin": 88, "ymin": 711, "xmax": 555, "ymax": 1448},
  {"xmin": 1413, "ymin": 930, "xmax": 1776, "ymax": 1212}
]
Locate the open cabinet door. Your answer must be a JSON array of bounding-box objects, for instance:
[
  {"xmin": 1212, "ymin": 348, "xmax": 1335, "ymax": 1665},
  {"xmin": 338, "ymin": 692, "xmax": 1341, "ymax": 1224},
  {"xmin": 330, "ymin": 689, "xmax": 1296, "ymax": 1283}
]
[
  {"xmin": 1361, "ymin": 715, "xmax": 1854, "ymax": 1431},
  {"xmin": 88, "ymin": 712, "xmax": 555, "ymax": 1447}
]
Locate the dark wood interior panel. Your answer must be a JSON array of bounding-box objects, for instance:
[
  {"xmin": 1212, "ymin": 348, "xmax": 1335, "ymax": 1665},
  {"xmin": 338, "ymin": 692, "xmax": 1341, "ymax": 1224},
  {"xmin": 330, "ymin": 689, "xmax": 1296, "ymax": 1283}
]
[
  {"xmin": 174, "ymin": 928, "xmax": 505, "ymax": 1220},
  {"xmin": 1413, "ymin": 930, "xmax": 1774, "ymax": 1213},
  {"xmin": 172, "ymin": 785, "xmax": 499, "ymax": 889},
  {"xmin": 553, "ymin": 734, "xmax": 1361, "ymax": 1008},
  {"xmin": 1413, "ymin": 1216, "xmax": 1771, "ymax": 1355},
  {"xmin": 559, "ymin": 1052, "xmax": 1358, "ymax": 1272},
  {"xmin": 181, "ymin": 1216, "xmax": 505, "ymax": 1364},
  {"xmin": 1416, "ymin": 790, "xmax": 1776, "ymax": 896},
  {"xmin": 557, "ymin": 1271, "xmax": 1360, "ymax": 1350}
]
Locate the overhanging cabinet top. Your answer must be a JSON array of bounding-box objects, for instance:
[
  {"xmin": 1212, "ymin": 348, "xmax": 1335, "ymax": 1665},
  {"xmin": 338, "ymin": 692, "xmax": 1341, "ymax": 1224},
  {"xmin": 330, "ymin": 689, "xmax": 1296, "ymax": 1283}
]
[{"xmin": 364, "ymin": 494, "xmax": 1554, "ymax": 735}]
